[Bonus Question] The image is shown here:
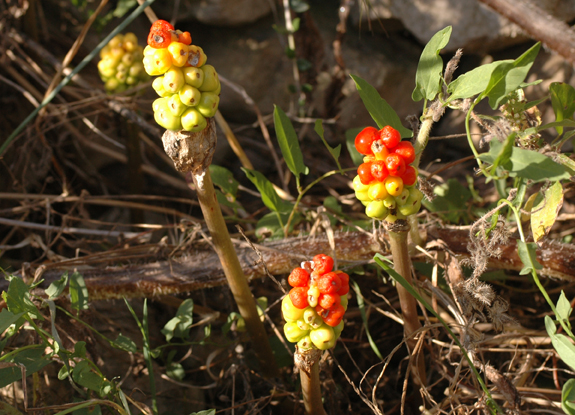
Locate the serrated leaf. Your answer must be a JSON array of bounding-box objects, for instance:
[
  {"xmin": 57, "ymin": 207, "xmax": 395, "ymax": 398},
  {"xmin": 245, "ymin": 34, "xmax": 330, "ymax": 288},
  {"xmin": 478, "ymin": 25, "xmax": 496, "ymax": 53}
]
[
  {"xmin": 113, "ymin": 334, "xmax": 138, "ymax": 353},
  {"xmin": 557, "ymin": 291, "xmax": 573, "ymax": 327},
  {"xmin": 550, "ymin": 82, "xmax": 575, "ymax": 135},
  {"xmin": 243, "ymin": 169, "xmax": 293, "ymax": 213},
  {"xmin": 350, "ymin": 75, "xmax": 412, "ymax": 138},
  {"xmin": 46, "ymin": 272, "xmax": 68, "ymax": 300},
  {"xmin": 479, "ymin": 141, "xmax": 570, "ymax": 182},
  {"xmin": 545, "ymin": 317, "xmax": 575, "ymax": 372},
  {"xmin": 562, "ymin": 378, "xmax": 575, "ymax": 415},
  {"xmin": 209, "ymin": 165, "xmax": 239, "ymax": 198},
  {"xmin": 531, "ymin": 181, "xmax": 564, "ymax": 242},
  {"xmin": 314, "ymin": 119, "xmax": 343, "ymax": 172},
  {"xmin": 517, "ymin": 240, "xmax": 542, "ymax": 275},
  {"xmin": 447, "ymin": 60, "xmax": 512, "ymax": 102},
  {"xmin": 483, "ymin": 42, "xmax": 541, "ymax": 109},
  {"xmin": 412, "ymin": 26, "xmax": 452, "ymax": 102},
  {"xmin": 69, "ymin": 271, "xmax": 89, "ymax": 311},
  {"xmin": 273, "ymin": 106, "xmax": 308, "ymax": 178},
  {"xmin": 345, "ymin": 127, "xmax": 364, "ymax": 166}
]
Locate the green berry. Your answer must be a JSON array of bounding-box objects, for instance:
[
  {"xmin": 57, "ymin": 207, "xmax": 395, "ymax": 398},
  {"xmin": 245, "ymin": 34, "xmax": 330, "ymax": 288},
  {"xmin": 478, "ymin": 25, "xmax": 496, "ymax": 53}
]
[
  {"xmin": 365, "ymin": 200, "xmax": 388, "ymax": 220},
  {"xmin": 179, "ymin": 84, "xmax": 202, "ymax": 106},
  {"xmin": 333, "ymin": 320, "xmax": 345, "ymax": 339},
  {"xmin": 396, "ymin": 188, "xmax": 410, "ymax": 206},
  {"xmin": 197, "ymin": 92, "xmax": 220, "ymax": 118},
  {"xmin": 152, "ymin": 77, "xmax": 170, "ymax": 97},
  {"xmin": 297, "ymin": 335, "xmax": 314, "ymax": 350},
  {"xmin": 167, "ymin": 94, "xmax": 187, "ymax": 116},
  {"xmin": 282, "ymin": 295, "xmax": 305, "ymax": 321},
  {"xmin": 303, "ymin": 308, "xmax": 323, "ymax": 329},
  {"xmin": 355, "ymin": 190, "xmax": 370, "ymax": 202},
  {"xmin": 398, "ymin": 188, "xmax": 423, "ymax": 216},
  {"xmin": 310, "ymin": 324, "xmax": 336, "ymax": 350},
  {"xmin": 180, "ymin": 108, "xmax": 207, "ymax": 132},
  {"xmin": 284, "ymin": 321, "xmax": 309, "ymax": 343},
  {"xmin": 353, "ymin": 175, "xmax": 369, "ymax": 192},
  {"xmin": 162, "ymin": 67, "xmax": 185, "ymax": 94},
  {"xmin": 297, "ymin": 318, "xmax": 311, "ymax": 331},
  {"xmin": 383, "ymin": 195, "xmax": 396, "ymax": 209},
  {"xmin": 182, "ymin": 67, "xmax": 204, "ymax": 88},
  {"xmin": 199, "ymin": 64, "xmax": 219, "ymax": 92},
  {"xmin": 154, "ymin": 99, "xmax": 182, "ymax": 131}
]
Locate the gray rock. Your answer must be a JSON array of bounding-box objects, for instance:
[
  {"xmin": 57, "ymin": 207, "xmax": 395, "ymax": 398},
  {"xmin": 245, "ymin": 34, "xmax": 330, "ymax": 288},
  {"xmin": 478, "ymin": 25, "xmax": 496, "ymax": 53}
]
[
  {"xmin": 179, "ymin": 0, "xmax": 273, "ymax": 26},
  {"xmin": 351, "ymin": 0, "xmax": 575, "ymax": 52}
]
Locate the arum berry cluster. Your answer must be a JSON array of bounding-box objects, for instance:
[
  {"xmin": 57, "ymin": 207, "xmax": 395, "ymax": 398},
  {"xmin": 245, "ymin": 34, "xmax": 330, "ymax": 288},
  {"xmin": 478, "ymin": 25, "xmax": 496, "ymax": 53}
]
[
  {"xmin": 353, "ymin": 126, "xmax": 423, "ymax": 221},
  {"xmin": 98, "ymin": 33, "xmax": 149, "ymax": 93},
  {"xmin": 143, "ymin": 20, "xmax": 221, "ymax": 132},
  {"xmin": 282, "ymin": 254, "xmax": 348, "ymax": 351}
]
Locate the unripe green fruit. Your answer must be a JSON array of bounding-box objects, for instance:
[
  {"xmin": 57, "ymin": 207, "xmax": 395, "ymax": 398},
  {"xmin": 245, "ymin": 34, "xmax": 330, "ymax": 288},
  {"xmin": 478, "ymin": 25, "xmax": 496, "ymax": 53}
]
[
  {"xmin": 355, "ymin": 190, "xmax": 370, "ymax": 202},
  {"xmin": 167, "ymin": 94, "xmax": 187, "ymax": 116},
  {"xmin": 163, "ymin": 67, "xmax": 185, "ymax": 94},
  {"xmin": 121, "ymin": 52, "xmax": 135, "ymax": 66},
  {"xmin": 310, "ymin": 324, "xmax": 336, "ymax": 350},
  {"xmin": 333, "ymin": 320, "xmax": 345, "ymax": 339},
  {"xmin": 353, "ymin": 175, "xmax": 369, "ymax": 192},
  {"xmin": 396, "ymin": 188, "xmax": 410, "ymax": 206},
  {"xmin": 199, "ymin": 64, "xmax": 219, "ymax": 92},
  {"xmin": 383, "ymin": 195, "xmax": 396, "ymax": 209},
  {"xmin": 365, "ymin": 200, "xmax": 388, "ymax": 220},
  {"xmin": 197, "ymin": 92, "xmax": 220, "ymax": 118},
  {"xmin": 297, "ymin": 318, "xmax": 311, "ymax": 331},
  {"xmin": 297, "ymin": 335, "xmax": 313, "ymax": 350},
  {"xmin": 284, "ymin": 321, "xmax": 309, "ymax": 343},
  {"xmin": 303, "ymin": 308, "xmax": 323, "ymax": 329},
  {"xmin": 105, "ymin": 78, "xmax": 121, "ymax": 92},
  {"xmin": 340, "ymin": 293, "xmax": 348, "ymax": 310},
  {"xmin": 398, "ymin": 188, "xmax": 423, "ymax": 216},
  {"xmin": 182, "ymin": 67, "xmax": 204, "ymax": 88},
  {"xmin": 307, "ymin": 286, "xmax": 320, "ymax": 308},
  {"xmin": 126, "ymin": 76, "xmax": 138, "ymax": 85},
  {"xmin": 154, "ymin": 100, "xmax": 182, "ymax": 131},
  {"xmin": 152, "ymin": 98, "xmax": 165, "ymax": 113},
  {"xmin": 179, "ymin": 84, "xmax": 201, "ymax": 106},
  {"xmin": 115, "ymin": 71, "xmax": 127, "ymax": 83},
  {"xmin": 213, "ymin": 82, "xmax": 222, "ymax": 96},
  {"xmin": 282, "ymin": 295, "xmax": 305, "ymax": 321},
  {"xmin": 181, "ymin": 108, "xmax": 207, "ymax": 132},
  {"xmin": 152, "ymin": 77, "xmax": 170, "ymax": 97},
  {"xmin": 129, "ymin": 62, "xmax": 144, "ymax": 78}
]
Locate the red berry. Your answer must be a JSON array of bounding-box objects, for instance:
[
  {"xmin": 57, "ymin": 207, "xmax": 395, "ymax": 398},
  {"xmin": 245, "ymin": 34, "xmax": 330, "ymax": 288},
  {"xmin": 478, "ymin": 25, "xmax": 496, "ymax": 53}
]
[
  {"xmin": 288, "ymin": 267, "xmax": 310, "ymax": 287},
  {"xmin": 393, "ymin": 141, "xmax": 416, "ymax": 164},
  {"xmin": 151, "ymin": 20, "xmax": 174, "ymax": 31},
  {"xmin": 178, "ymin": 31, "xmax": 192, "ymax": 45},
  {"xmin": 319, "ymin": 293, "xmax": 340, "ymax": 309},
  {"xmin": 147, "ymin": 28, "xmax": 171, "ymax": 49},
  {"xmin": 370, "ymin": 160, "xmax": 389, "ymax": 182},
  {"xmin": 380, "ymin": 125, "xmax": 401, "ymax": 148},
  {"xmin": 317, "ymin": 272, "xmax": 342, "ymax": 294},
  {"xmin": 335, "ymin": 271, "xmax": 349, "ymax": 285},
  {"xmin": 358, "ymin": 162, "xmax": 374, "ymax": 185},
  {"xmin": 322, "ymin": 303, "xmax": 345, "ymax": 327},
  {"xmin": 313, "ymin": 254, "xmax": 334, "ymax": 274},
  {"xmin": 289, "ymin": 287, "xmax": 309, "ymax": 309},
  {"xmin": 401, "ymin": 165, "xmax": 418, "ymax": 186},
  {"xmin": 337, "ymin": 282, "xmax": 349, "ymax": 296},
  {"xmin": 385, "ymin": 153, "xmax": 406, "ymax": 177},
  {"xmin": 354, "ymin": 127, "xmax": 378, "ymax": 155}
]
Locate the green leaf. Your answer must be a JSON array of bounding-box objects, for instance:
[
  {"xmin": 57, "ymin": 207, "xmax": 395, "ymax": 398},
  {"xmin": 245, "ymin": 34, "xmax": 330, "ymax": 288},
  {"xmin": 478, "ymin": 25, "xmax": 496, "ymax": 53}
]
[
  {"xmin": 112, "ymin": 0, "xmax": 137, "ymax": 17},
  {"xmin": 345, "ymin": 127, "xmax": 364, "ymax": 166},
  {"xmin": 46, "ymin": 272, "xmax": 68, "ymax": 300},
  {"xmin": 72, "ymin": 341, "xmax": 87, "ymax": 358},
  {"xmin": 297, "ymin": 58, "xmax": 312, "ymax": 71},
  {"xmin": 166, "ymin": 361, "xmax": 185, "ymax": 381},
  {"xmin": 0, "ymin": 401, "xmax": 25, "ymax": 415},
  {"xmin": 243, "ymin": 169, "xmax": 293, "ymax": 213},
  {"xmin": 72, "ymin": 360, "xmax": 110, "ymax": 396},
  {"xmin": 215, "ymin": 190, "xmax": 241, "ymax": 212},
  {"xmin": 483, "ymin": 42, "xmax": 541, "ymax": 109},
  {"xmin": 412, "ymin": 26, "xmax": 452, "ymax": 102},
  {"xmin": 161, "ymin": 299, "xmax": 194, "ymax": 342},
  {"xmin": 350, "ymin": 75, "xmax": 412, "ymax": 138},
  {"xmin": 556, "ymin": 154, "xmax": 575, "ymax": 175},
  {"xmin": 0, "ymin": 347, "xmax": 51, "ymax": 388},
  {"xmin": 562, "ymin": 378, "xmax": 575, "ymax": 415},
  {"xmin": 550, "ymin": 82, "xmax": 575, "ymax": 135},
  {"xmin": 209, "ymin": 165, "xmax": 239, "ymax": 198},
  {"xmin": 517, "ymin": 240, "xmax": 542, "ymax": 275},
  {"xmin": 447, "ymin": 60, "xmax": 511, "ymax": 102},
  {"xmin": 274, "ymin": 106, "xmax": 308, "ymax": 178},
  {"xmin": 557, "ymin": 291, "xmax": 573, "ymax": 327},
  {"xmin": 0, "ymin": 309, "xmax": 24, "ymax": 335},
  {"xmin": 531, "ymin": 181, "xmax": 564, "ymax": 242},
  {"xmin": 189, "ymin": 410, "xmax": 216, "ymax": 415},
  {"xmin": 69, "ymin": 271, "xmax": 89, "ymax": 311},
  {"xmin": 113, "ymin": 334, "xmax": 138, "ymax": 353},
  {"xmin": 490, "ymin": 132, "xmax": 516, "ymax": 172},
  {"xmin": 314, "ymin": 119, "xmax": 343, "ymax": 173},
  {"xmin": 479, "ymin": 141, "xmax": 570, "ymax": 182},
  {"xmin": 3, "ymin": 276, "xmax": 42, "ymax": 320},
  {"xmin": 421, "ymin": 178, "xmax": 472, "ymax": 223},
  {"xmin": 255, "ymin": 211, "xmax": 302, "ymax": 240},
  {"xmin": 545, "ymin": 315, "xmax": 575, "ymax": 372}
]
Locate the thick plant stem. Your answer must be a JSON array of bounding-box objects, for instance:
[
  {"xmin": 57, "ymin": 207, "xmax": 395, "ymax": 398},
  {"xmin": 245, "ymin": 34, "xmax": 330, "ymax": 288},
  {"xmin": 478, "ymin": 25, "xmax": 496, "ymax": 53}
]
[
  {"xmin": 413, "ymin": 114, "xmax": 434, "ymax": 169},
  {"xmin": 192, "ymin": 170, "xmax": 280, "ymax": 378},
  {"xmin": 387, "ymin": 221, "xmax": 426, "ymax": 385},
  {"xmin": 296, "ymin": 348, "xmax": 327, "ymax": 415}
]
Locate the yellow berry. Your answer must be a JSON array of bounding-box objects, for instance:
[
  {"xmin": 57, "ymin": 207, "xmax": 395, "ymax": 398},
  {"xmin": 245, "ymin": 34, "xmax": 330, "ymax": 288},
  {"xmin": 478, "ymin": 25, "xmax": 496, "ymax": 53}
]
[
  {"xmin": 162, "ymin": 67, "xmax": 185, "ymax": 94},
  {"xmin": 367, "ymin": 182, "xmax": 389, "ymax": 201},
  {"xmin": 179, "ymin": 84, "xmax": 201, "ymax": 106},
  {"xmin": 151, "ymin": 48, "xmax": 172, "ymax": 75},
  {"xmin": 186, "ymin": 45, "xmax": 207, "ymax": 67},
  {"xmin": 180, "ymin": 108, "xmax": 207, "ymax": 132},
  {"xmin": 282, "ymin": 295, "xmax": 305, "ymax": 321},
  {"xmin": 384, "ymin": 176, "xmax": 404, "ymax": 197},
  {"xmin": 352, "ymin": 175, "xmax": 369, "ymax": 192},
  {"xmin": 284, "ymin": 321, "xmax": 308, "ymax": 343},
  {"xmin": 182, "ymin": 67, "xmax": 205, "ymax": 89},
  {"xmin": 168, "ymin": 42, "xmax": 189, "ymax": 67},
  {"xmin": 310, "ymin": 324, "xmax": 336, "ymax": 350}
]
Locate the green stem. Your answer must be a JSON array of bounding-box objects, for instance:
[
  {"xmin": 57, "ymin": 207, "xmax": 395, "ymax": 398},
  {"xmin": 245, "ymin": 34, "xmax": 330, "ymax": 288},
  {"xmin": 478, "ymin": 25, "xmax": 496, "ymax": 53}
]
[
  {"xmin": 192, "ymin": 169, "xmax": 280, "ymax": 378},
  {"xmin": 300, "ymin": 360, "xmax": 326, "ymax": 415},
  {"xmin": 413, "ymin": 112, "xmax": 434, "ymax": 170}
]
